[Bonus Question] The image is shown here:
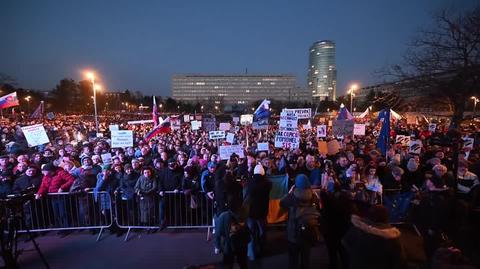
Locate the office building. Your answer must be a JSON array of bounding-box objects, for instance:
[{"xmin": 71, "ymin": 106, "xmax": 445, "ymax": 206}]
[{"xmin": 308, "ymin": 40, "xmax": 337, "ymax": 102}]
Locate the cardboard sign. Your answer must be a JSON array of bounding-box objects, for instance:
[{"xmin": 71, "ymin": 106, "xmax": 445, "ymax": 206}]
[
  {"xmin": 240, "ymin": 114, "xmax": 253, "ymax": 125},
  {"xmin": 101, "ymin": 153, "xmax": 112, "ymax": 165},
  {"xmin": 219, "ymin": 145, "xmax": 245, "ymax": 160},
  {"xmin": 318, "ymin": 141, "xmax": 328, "ymax": 155},
  {"xmin": 109, "ymin": 124, "xmax": 119, "ymax": 131},
  {"xmin": 209, "ymin": 130, "xmax": 226, "ymax": 140},
  {"xmin": 327, "ymin": 140, "xmax": 340, "ymax": 155},
  {"xmin": 332, "ymin": 120, "xmax": 354, "ymax": 136},
  {"xmin": 111, "ymin": 130, "xmax": 133, "ymax": 148},
  {"xmin": 464, "ymin": 138, "xmax": 474, "ymax": 149},
  {"xmin": 408, "ymin": 140, "xmax": 423, "ymax": 154},
  {"xmin": 257, "ymin": 142, "xmax": 269, "ymax": 152},
  {"xmin": 282, "ymin": 108, "xmax": 311, "ymax": 119},
  {"xmin": 395, "ymin": 135, "xmax": 411, "ymax": 147},
  {"xmin": 428, "ymin": 123, "xmax": 437, "ymax": 132},
  {"xmin": 317, "ymin": 125, "xmax": 327, "ymax": 138},
  {"xmin": 21, "ymin": 124, "xmax": 50, "ymax": 147},
  {"xmin": 274, "ymin": 130, "xmax": 300, "ymax": 149},
  {"xmin": 226, "ymin": 132, "xmax": 235, "ymax": 144},
  {"xmin": 406, "ymin": 115, "xmax": 416, "ymax": 125},
  {"xmin": 219, "ymin": 122, "xmax": 231, "ymax": 131},
  {"xmin": 353, "ymin": 124, "xmax": 366, "ymax": 136},
  {"xmin": 191, "ymin": 120, "xmax": 202, "ymax": 131},
  {"xmin": 183, "ymin": 115, "xmax": 190, "ymax": 122}
]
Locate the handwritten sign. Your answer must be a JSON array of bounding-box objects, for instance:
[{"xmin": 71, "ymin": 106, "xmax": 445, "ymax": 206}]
[
  {"xmin": 282, "ymin": 108, "xmax": 311, "ymax": 119},
  {"xmin": 219, "ymin": 122, "xmax": 231, "ymax": 131},
  {"xmin": 191, "ymin": 120, "xmax": 202, "ymax": 131},
  {"xmin": 101, "ymin": 153, "xmax": 112, "ymax": 165},
  {"xmin": 111, "ymin": 130, "xmax": 133, "ymax": 148},
  {"xmin": 240, "ymin": 114, "xmax": 253, "ymax": 125},
  {"xmin": 21, "ymin": 124, "xmax": 50, "ymax": 147},
  {"xmin": 317, "ymin": 125, "xmax": 327, "ymax": 138},
  {"xmin": 274, "ymin": 130, "xmax": 300, "ymax": 149},
  {"xmin": 353, "ymin": 124, "xmax": 366, "ymax": 136},
  {"xmin": 209, "ymin": 130, "xmax": 226, "ymax": 140},
  {"xmin": 183, "ymin": 115, "xmax": 190, "ymax": 122},
  {"xmin": 219, "ymin": 145, "xmax": 245, "ymax": 160},
  {"xmin": 226, "ymin": 132, "xmax": 235, "ymax": 144}
]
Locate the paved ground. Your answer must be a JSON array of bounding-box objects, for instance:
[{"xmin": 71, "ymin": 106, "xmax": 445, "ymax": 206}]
[{"xmin": 13, "ymin": 228, "xmax": 329, "ymax": 269}]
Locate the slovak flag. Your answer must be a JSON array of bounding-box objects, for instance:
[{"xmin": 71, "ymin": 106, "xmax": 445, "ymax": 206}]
[
  {"xmin": 152, "ymin": 96, "xmax": 159, "ymax": 127},
  {"xmin": 0, "ymin": 92, "xmax": 20, "ymax": 109},
  {"xmin": 144, "ymin": 116, "xmax": 171, "ymax": 141}
]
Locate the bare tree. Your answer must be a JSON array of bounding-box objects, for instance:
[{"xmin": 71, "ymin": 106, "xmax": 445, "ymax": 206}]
[{"xmin": 389, "ymin": 7, "xmax": 480, "ymax": 127}]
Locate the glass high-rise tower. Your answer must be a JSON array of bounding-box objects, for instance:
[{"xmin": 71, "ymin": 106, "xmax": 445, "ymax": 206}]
[{"xmin": 308, "ymin": 40, "xmax": 337, "ymax": 102}]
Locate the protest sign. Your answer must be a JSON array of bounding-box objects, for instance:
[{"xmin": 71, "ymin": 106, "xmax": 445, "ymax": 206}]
[
  {"xmin": 219, "ymin": 145, "xmax": 245, "ymax": 160},
  {"xmin": 209, "ymin": 131, "xmax": 226, "ymax": 140},
  {"xmin": 317, "ymin": 125, "xmax": 327, "ymax": 138},
  {"xmin": 171, "ymin": 117, "xmax": 181, "ymax": 130},
  {"xmin": 219, "ymin": 122, "xmax": 231, "ymax": 131},
  {"xmin": 191, "ymin": 120, "xmax": 202, "ymax": 131},
  {"xmin": 332, "ymin": 120, "xmax": 354, "ymax": 137},
  {"xmin": 353, "ymin": 124, "xmax": 366, "ymax": 136},
  {"xmin": 232, "ymin": 117, "xmax": 240, "ymax": 124},
  {"xmin": 318, "ymin": 141, "xmax": 328, "ymax": 155},
  {"xmin": 21, "ymin": 124, "xmax": 50, "ymax": 147},
  {"xmin": 408, "ymin": 140, "xmax": 423, "ymax": 154},
  {"xmin": 395, "ymin": 135, "xmax": 411, "ymax": 147},
  {"xmin": 109, "ymin": 124, "xmax": 119, "ymax": 131},
  {"xmin": 46, "ymin": 112, "xmax": 55, "ymax": 120},
  {"xmin": 282, "ymin": 108, "xmax": 311, "ymax": 119},
  {"xmin": 257, "ymin": 142, "xmax": 269, "ymax": 152},
  {"xmin": 240, "ymin": 114, "xmax": 253, "ymax": 125},
  {"xmin": 101, "ymin": 153, "xmax": 112, "ymax": 165},
  {"xmin": 111, "ymin": 130, "xmax": 133, "ymax": 148},
  {"xmin": 327, "ymin": 140, "xmax": 340, "ymax": 155},
  {"xmin": 202, "ymin": 117, "xmax": 216, "ymax": 132},
  {"xmin": 463, "ymin": 138, "xmax": 474, "ymax": 149},
  {"xmin": 183, "ymin": 115, "xmax": 190, "ymax": 122},
  {"xmin": 226, "ymin": 132, "xmax": 235, "ymax": 144},
  {"xmin": 428, "ymin": 123, "xmax": 437, "ymax": 132},
  {"xmin": 279, "ymin": 111, "xmax": 298, "ymax": 129},
  {"xmin": 275, "ymin": 110, "xmax": 300, "ymax": 149}
]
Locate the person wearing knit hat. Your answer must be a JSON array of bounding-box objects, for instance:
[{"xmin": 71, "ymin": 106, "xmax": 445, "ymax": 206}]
[
  {"xmin": 253, "ymin": 164, "xmax": 265, "ymax": 176},
  {"xmin": 280, "ymin": 173, "xmax": 320, "ymax": 269}
]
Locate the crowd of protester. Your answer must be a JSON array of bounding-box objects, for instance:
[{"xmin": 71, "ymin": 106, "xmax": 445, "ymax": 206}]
[{"xmin": 0, "ymin": 113, "xmax": 479, "ymax": 269}]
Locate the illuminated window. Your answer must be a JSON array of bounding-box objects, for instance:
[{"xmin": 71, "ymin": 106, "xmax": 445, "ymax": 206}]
[{"xmin": 195, "ymin": 82, "xmax": 205, "ymax": 85}]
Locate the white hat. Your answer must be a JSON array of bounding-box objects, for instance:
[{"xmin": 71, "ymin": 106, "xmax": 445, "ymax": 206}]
[{"xmin": 254, "ymin": 164, "xmax": 265, "ymax": 176}]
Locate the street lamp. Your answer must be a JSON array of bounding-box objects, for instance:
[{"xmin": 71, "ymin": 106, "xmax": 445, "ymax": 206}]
[
  {"xmin": 348, "ymin": 84, "xmax": 358, "ymax": 113},
  {"xmin": 472, "ymin": 96, "xmax": 479, "ymax": 117},
  {"xmin": 85, "ymin": 71, "xmax": 100, "ymax": 133},
  {"xmin": 24, "ymin": 96, "xmax": 32, "ymax": 114}
]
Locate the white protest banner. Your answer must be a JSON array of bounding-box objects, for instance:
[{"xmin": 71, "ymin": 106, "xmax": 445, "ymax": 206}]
[
  {"xmin": 353, "ymin": 124, "xmax": 366, "ymax": 136},
  {"xmin": 428, "ymin": 123, "xmax": 437, "ymax": 132},
  {"xmin": 209, "ymin": 130, "xmax": 226, "ymax": 140},
  {"xmin": 274, "ymin": 130, "xmax": 300, "ymax": 149},
  {"xmin": 219, "ymin": 145, "xmax": 245, "ymax": 160},
  {"xmin": 240, "ymin": 114, "xmax": 253, "ymax": 125},
  {"xmin": 109, "ymin": 124, "xmax": 119, "ymax": 131},
  {"xmin": 408, "ymin": 140, "xmax": 423, "ymax": 154},
  {"xmin": 183, "ymin": 115, "xmax": 190, "ymax": 122},
  {"xmin": 101, "ymin": 153, "xmax": 112, "ymax": 165},
  {"xmin": 232, "ymin": 117, "xmax": 240, "ymax": 124},
  {"xmin": 332, "ymin": 120, "xmax": 354, "ymax": 137},
  {"xmin": 21, "ymin": 124, "xmax": 50, "ymax": 147},
  {"xmin": 317, "ymin": 125, "xmax": 327, "ymax": 138},
  {"xmin": 191, "ymin": 120, "xmax": 202, "ymax": 131},
  {"xmin": 127, "ymin": 120, "xmax": 154, "ymax": 125},
  {"xmin": 257, "ymin": 142, "xmax": 269, "ymax": 152},
  {"xmin": 111, "ymin": 130, "xmax": 133, "ymax": 148},
  {"xmin": 463, "ymin": 138, "xmax": 474, "ymax": 149},
  {"xmin": 395, "ymin": 135, "xmax": 411, "ymax": 147},
  {"xmin": 219, "ymin": 122, "xmax": 231, "ymax": 131},
  {"xmin": 279, "ymin": 111, "xmax": 298, "ymax": 129},
  {"xmin": 226, "ymin": 132, "xmax": 235, "ymax": 144},
  {"xmin": 282, "ymin": 108, "xmax": 312, "ymax": 119}
]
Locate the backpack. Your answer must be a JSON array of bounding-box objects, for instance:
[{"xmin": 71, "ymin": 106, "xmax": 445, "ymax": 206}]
[
  {"xmin": 293, "ymin": 200, "xmax": 321, "ymax": 247},
  {"xmin": 228, "ymin": 212, "xmax": 249, "ymax": 253}
]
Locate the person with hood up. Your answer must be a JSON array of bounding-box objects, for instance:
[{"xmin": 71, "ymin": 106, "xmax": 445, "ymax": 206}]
[
  {"xmin": 280, "ymin": 174, "xmax": 320, "ymax": 269},
  {"xmin": 342, "ymin": 205, "xmax": 406, "ymax": 269}
]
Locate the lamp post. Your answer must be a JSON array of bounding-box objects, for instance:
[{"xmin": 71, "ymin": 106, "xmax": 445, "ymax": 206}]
[
  {"xmin": 86, "ymin": 72, "xmax": 100, "ymax": 133},
  {"xmin": 472, "ymin": 96, "xmax": 479, "ymax": 117},
  {"xmin": 348, "ymin": 84, "xmax": 358, "ymax": 113},
  {"xmin": 24, "ymin": 96, "xmax": 32, "ymax": 114}
]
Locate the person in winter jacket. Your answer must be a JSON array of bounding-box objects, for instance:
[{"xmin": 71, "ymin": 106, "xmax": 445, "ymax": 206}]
[
  {"xmin": 135, "ymin": 166, "xmax": 157, "ymax": 225},
  {"xmin": 12, "ymin": 165, "xmax": 42, "ymax": 193},
  {"xmin": 342, "ymin": 205, "xmax": 406, "ymax": 269},
  {"xmin": 115, "ymin": 164, "xmax": 139, "ymax": 225},
  {"xmin": 280, "ymin": 174, "xmax": 320, "ymax": 269}
]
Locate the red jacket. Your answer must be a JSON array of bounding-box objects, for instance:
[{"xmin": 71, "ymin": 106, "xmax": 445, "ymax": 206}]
[{"xmin": 37, "ymin": 169, "xmax": 75, "ymax": 197}]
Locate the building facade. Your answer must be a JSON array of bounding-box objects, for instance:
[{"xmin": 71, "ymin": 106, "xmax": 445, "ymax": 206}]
[
  {"xmin": 308, "ymin": 40, "xmax": 337, "ymax": 102},
  {"xmin": 171, "ymin": 74, "xmax": 298, "ymax": 106}
]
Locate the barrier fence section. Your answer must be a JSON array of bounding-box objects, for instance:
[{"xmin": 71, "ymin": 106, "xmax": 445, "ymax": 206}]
[
  {"xmin": 17, "ymin": 191, "xmax": 113, "ymax": 241},
  {"xmin": 114, "ymin": 191, "xmax": 215, "ymax": 241}
]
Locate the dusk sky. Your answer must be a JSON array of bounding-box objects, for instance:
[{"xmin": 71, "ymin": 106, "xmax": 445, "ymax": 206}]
[{"xmin": 1, "ymin": 0, "xmax": 478, "ymax": 97}]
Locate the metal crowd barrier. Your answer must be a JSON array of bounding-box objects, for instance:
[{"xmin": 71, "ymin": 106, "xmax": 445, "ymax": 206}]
[
  {"xmin": 17, "ymin": 191, "xmax": 113, "ymax": 241},
  {"xmin": 114, "ymin": 191, "xmax": 215, "ymax": 241}
]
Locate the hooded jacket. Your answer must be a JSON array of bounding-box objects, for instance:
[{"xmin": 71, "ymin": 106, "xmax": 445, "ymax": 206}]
[{"xmin": 342, "ymin": 215, "xmax": 405, "ymax": 269}]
